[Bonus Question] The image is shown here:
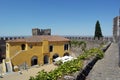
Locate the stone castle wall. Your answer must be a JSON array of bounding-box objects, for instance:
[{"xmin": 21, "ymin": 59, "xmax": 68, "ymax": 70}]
[
  {"xmin": 64, "ymin": 36, "xmax": 113, "ymax": 42},
  {"xmin": 0, "ymin": 36, "xmax": 25, "ymax": 40},
  {"xmin": 0, "ymin": 36, "xmax": 113, "ymax": 41}
]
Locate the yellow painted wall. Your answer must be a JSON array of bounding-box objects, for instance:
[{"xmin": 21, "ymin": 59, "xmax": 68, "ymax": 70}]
[
  {"xmin": 10, "ymin": 42, "xmax": 43, "ymax": 66},
  {"xmin": 7, "ymin": 40, "xmax": 70, "ymax": 67},
  {"xmin": 42, "ymin": 40, "xmax": 49, "ymax": 53},
  {"xmin": 6, "ymin": 42, "xmax": 26, "ymax": 58},
  {"xmin": 49, "ymin": 41, "xmax": 69, "ymax": 63}
]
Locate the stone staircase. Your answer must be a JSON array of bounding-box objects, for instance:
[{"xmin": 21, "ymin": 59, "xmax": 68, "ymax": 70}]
[
  {"xmin": 5, "ymin": 61, "xmax": 12, "ymax": 73},
  {"xmin": 1, "ymin": 50, "xmax": 26, "ymax": 74},
  {"xmin": 2, "ymin": 58, "xmax": 13, "ymax": 73}
]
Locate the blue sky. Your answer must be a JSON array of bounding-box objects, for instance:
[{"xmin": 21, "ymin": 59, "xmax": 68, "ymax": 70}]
[{"xmin": 0, "ymin": 0, "xmax": 120, "ymax": 36}]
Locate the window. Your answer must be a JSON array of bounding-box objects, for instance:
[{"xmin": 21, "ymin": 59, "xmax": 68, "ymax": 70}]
[
  {"xmin": 64, "ymin": 44, "xmax": 68, "ymax": 50},
  {"xmin": 21, "ymin": 44, "xmax": 25, "ymax": 50},
  {"xmin": 49, "ymin": 45, "xmax": 53, "ymax": 52}
]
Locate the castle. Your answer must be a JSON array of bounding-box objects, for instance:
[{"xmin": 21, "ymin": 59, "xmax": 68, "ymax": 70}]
[{"xmin": 0, "ymin": 28, "xmax": 113, "ymax": 63}]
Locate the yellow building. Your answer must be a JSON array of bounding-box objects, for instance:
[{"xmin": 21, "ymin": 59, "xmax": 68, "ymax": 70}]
[{"xmin": 3, "ymin": 35, "xmax": 70, "ymax": 72}]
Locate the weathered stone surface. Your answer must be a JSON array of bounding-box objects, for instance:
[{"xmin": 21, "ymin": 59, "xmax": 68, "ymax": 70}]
[
  {"xmin": 86, "ymin": 43, "xmax": 120, "ymax": 80},
  {"xmin": 64, "ymin": 75, "xmax": 75, "ymax": 80}
]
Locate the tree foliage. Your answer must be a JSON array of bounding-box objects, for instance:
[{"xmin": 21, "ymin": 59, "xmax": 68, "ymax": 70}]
[{"xmin": 94, "ymin": 20, "xmax": 103, "ymax": 40}]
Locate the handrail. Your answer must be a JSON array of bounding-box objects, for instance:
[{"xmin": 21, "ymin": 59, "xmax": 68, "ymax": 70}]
[{"xmin": 10, "ymin": 50, "xmax": 25, "ymax": 59}]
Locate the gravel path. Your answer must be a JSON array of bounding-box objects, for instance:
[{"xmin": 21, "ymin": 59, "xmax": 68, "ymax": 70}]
[{"xmin": 86, "ymin": 43, "xmax": 120, "ymax": 80}]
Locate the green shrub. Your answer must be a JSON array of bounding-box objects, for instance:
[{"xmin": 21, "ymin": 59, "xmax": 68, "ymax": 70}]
[
  {"xmin": 29, "ymin": 47, "xmax": 104, "ymax": 80},
  {"xmin": 54, "ymin": 60, "xmax": 63, "ymax": 66},
  {"xmin": 29, "ymin": 59, "xmax": 83, "ymax": 80},
  {"xmin": 78, "ymin": 48, "xmax": 104, "ymax": 60}
]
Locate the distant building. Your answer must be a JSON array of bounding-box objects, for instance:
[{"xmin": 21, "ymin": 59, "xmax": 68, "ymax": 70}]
[
  {"xmin": 2, "ymin": 35, "xmax": 70, "ymax": 73},
  {"xmin": 32, "ymin": 28, "xmax": 51, "ymax": 36},
  {"xmin": 113, "ymin": 16, "xmax": 120, "ymax": 42}
]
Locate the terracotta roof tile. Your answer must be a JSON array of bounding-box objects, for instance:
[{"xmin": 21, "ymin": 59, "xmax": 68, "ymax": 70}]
[{"xmin": 6, "ymin": 35, "xmax": 70, "ymax": 42}]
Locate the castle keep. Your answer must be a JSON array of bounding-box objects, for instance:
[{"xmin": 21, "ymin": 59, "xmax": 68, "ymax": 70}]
[{"xmin": 32, "ymin": 28, "xmax": 51, "ymax": 36}]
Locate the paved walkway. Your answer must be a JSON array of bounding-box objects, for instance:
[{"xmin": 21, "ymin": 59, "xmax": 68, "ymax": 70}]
[{"xmin": 86, "ymin": 43, "xmax": 120, "ymax": 80}]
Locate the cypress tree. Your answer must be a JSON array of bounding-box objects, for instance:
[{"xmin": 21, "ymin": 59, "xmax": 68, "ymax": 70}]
[{"xmin": 94, "ymin": 20, "xmax": 103, "ymax": 40}]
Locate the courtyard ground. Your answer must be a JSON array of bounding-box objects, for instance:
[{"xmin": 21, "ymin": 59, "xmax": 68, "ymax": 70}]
[{"xmin": 0, "ymin": 64, "xmax": 57, "ymax": 80}]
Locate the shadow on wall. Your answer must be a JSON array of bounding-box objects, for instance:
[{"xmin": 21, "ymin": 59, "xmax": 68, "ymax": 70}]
[{"xmin": 0, "ymin": 40, "xmax": 6, "ymax": 63}]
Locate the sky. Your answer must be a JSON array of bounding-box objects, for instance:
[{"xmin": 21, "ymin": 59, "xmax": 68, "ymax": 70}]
[{"xmin": 0, "ymin": 0, "xmax": 120, "ymax": 37}]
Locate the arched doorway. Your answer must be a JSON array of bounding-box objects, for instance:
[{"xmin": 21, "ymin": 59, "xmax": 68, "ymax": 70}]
[
  {"xmin": 44, "ymin": 55, "xmax": 49, "ymax": 64},
  {"xmin": 21, "ymin": 44, "xmax": 25, "ymax": 50},
  {"xmin": 53, "ymin": 54, "xmax": 59, "ymax": 59},
  {"xmin": 31, "ymin": 56, "xmax": 38, "ymax": 66},
  {"xmin": 63, "ymin": 52, "xmax": 69, "ymax": 56},
  {"xmin": 53, "ymin": 54, "xmax": 59, "ymax": 62}
]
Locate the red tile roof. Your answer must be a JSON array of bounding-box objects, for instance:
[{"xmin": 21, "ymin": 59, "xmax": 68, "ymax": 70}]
[{"xmin": 6, "ymin": 35, "xmax": 70, "ymax": 42}]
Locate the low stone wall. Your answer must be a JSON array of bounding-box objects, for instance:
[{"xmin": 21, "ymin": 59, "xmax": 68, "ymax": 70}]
[
  {"xmin": 70, "ymin": 40, "xmax": 109, "ymax": 58},
  {"xmin": 76, "ymin": 42, "xmax": 111, "ymax": 80}
]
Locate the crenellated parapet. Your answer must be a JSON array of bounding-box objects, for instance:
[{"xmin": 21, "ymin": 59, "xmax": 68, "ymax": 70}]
[
  {"xmin": 64, "ymin": 36, "xmax": 113, "ymax": 42},
  {"xmin": 0, "ymin": 36, "xmax": 113, "ymax": 42},
  {"xmin": 0, "ymin": 36, "xmax": 25, "ymax": 41}
]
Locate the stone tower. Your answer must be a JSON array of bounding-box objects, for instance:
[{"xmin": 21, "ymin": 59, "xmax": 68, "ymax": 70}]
[
  {"xmin": 113, "ymin": 16, "xmax": 120, "ymax": 42},
  {"xmin": 40, "ymin": 29, "xmax": 51, "ymax": 35},
  {"xmin": 32, "ymin": 28, "xmax": 40, "ymax": 36},
  {"xmin": 32, "ymin": 28, "xmax": 51, "ymax": 36}
]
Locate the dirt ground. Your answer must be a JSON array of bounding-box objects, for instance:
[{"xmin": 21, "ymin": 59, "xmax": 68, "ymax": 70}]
[{"xmin": 0, "ymin": 64, "xmax": 57, "ymax": 80}]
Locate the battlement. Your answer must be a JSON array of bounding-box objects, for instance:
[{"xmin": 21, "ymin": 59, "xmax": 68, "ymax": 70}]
[
  {"xmin": 0, "ymin": 36, "xmax": 25, "ymax": 41},
  {"xmin": 0, "ymin": 35, "xmax": 113, "ymax": 42},
  {"xmin": 64, "ymin": 36, "xmax": 113, "ymax": 41}
]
